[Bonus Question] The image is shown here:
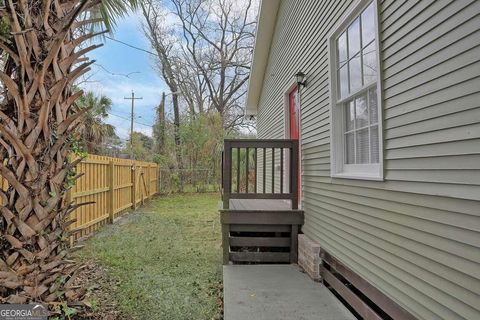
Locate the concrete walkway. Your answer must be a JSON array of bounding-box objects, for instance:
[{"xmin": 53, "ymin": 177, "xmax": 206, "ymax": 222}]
[{"xmin": 223, "ymin": 265, "xmax": 356, "ymax": 320}]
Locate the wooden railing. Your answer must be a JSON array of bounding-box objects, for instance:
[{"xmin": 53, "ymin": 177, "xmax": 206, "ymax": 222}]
[{"xmin": 222, "ymin": 139, "xmax": 299, "ymax": 210}]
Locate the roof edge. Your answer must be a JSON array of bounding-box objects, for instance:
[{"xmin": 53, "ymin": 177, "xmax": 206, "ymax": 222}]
[{"xmin": 245, "ymin": 0, "xmax": 280, "ymax": 116}]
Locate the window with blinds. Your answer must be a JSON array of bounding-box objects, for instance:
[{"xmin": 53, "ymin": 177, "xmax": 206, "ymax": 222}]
[{"xmin": 329, "ymin": 0, "xmax": 383, "ymax": 180}]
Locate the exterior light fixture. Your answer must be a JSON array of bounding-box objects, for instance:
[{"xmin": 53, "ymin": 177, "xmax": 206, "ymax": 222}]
[{"xmin": 295, "ymin": 71, "xmax": 306, "ymax": 87}]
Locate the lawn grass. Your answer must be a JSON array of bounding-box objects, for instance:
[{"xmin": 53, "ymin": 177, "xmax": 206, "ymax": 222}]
[{"xmin": 78, "ymin": 193, "xmax": 222, "ymax": 320}]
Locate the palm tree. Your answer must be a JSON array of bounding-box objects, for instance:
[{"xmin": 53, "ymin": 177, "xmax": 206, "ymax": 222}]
[
  {"xmin": 0, "ymin": 0, "xmax": 137, "ymax": 305},
  {"xmin": 76, "ymin": 91, "xmax": 116, "ymax": 153}
]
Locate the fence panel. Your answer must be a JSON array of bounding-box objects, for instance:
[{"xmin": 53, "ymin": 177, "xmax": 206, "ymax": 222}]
[
  {"xmin": 113, "ymin": 162, "xmax": 134, "ymax": 218},
  {"xmin": 0, "ymin": 154, "xmax": 159, "ymax": 240}
]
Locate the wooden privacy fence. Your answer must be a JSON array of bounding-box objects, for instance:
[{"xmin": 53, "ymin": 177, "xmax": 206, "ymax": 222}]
[{"xmin": 1, "ymin": 154, "xmax": 159, "ymax": 240}]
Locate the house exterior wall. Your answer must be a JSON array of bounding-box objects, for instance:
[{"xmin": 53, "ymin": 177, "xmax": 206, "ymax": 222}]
[{"xmin": 255, "ymin": 0, "xmax": 480, "ymax": 319}]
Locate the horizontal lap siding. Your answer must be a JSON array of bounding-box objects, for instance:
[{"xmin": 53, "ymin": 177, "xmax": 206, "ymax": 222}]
[{"xmin": 255, "ymin": 0, "xmax": 480, "ymax": 319}]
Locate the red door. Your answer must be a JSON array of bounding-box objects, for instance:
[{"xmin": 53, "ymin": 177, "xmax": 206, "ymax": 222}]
[{"xmin": 288, "ymin": 87, "xmax": 301, "ymax": 203}]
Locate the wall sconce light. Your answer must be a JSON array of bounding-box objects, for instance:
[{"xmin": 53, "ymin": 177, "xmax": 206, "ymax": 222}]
[{"xmin": 295, "ymin": 71, "xmax": 306, "ymax": 87}]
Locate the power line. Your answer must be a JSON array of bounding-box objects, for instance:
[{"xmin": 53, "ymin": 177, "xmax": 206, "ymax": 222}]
[
  {"xmin": 105, "ymin": 36, "xmax": 158, "ymax": 57},
  {"xmin": 94, "ymin": 63, "xmax": 141, "ymax": 78},
  {"xmin": 109, "ymin": 112, "xmax": 154, "ymax": 128},
  {"xmin": 110, "ymin": 108, "xmax": 132, "ymax": 116}
]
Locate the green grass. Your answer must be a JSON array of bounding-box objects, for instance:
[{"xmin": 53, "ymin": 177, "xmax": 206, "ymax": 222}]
[{"xmin": 78, "ymin": 193, "xmax": 222, "ymax": 320}]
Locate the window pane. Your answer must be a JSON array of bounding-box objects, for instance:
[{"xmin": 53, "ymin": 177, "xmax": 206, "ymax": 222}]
[
  {"xmin": 349, "ymin": 55, "xmax": 362, "ymax": 93},
  {"xmin": 370, "ymin": 125, "xmax": 380, "ymax": 163},
  {"xmin": 369, "ymin": 87, "xmax": 378, "ymax": 124},
  {"xmin": 345, "ymin": 132, "xmax": 355, "ymax": 164},
  {"xmin": 345, "ymin": 100, "xmax": 355, "ymax": 131},
  {"xmin": 339, "ymin": 65, "xmax": 349, "ymax": 99},
  {"xmin": 356, "ymin": 128, "xmax": 369, "ymax": 164},
  {"xmin": 361, "ymin": 2, "xmax": 376, "ymax": 47},
  {"xmin": 337, "ymin": 32, "xmax": 348, "ymax": 66},
  {"xmin": 363, "ymin": 42, "xmax": 377, "ymax": 84},
  {"xmin": 355, "ymin": 95, "xmax": 368, "ymax": 128},
  {"xmin": 348, "ymin": 18, "xmax": 361, "ymax": 58}
]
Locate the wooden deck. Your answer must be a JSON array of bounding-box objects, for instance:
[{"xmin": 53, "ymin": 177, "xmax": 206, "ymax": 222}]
[
  {"xmin": 220, "ymin": 199, "xmax": 304, "ymax": 264},
  {"xmin": 221, "ymin": 139, "xmax": 303, "ymax": 264},
  {"xmin": 228, "ymin": 199, "xmax": 292, "ymax": 211}
]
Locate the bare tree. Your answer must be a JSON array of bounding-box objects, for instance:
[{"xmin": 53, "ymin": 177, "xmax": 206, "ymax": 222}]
[
  {"xmin": 173, "ymin": 56, "xmax": 208, "ymax": 116},
  {"xmin": 140, "ymin": 0, "xmax": 256, "ymax": 131},
  {"xmin": 154, "ymin": 92, "xmax": 166, "ymax": 154},
  {"xmin": 171, "ymin": 0, "xmax": 256, "ymax": 130},
  {"xmin": 140, "ymin": 1, "xmax": 184, "ymax": 170}
]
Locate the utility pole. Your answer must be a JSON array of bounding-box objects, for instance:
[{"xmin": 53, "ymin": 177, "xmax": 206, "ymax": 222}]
[{"xmin": 124, "ymin": 91, "xmax": 143, "ymax": 159}]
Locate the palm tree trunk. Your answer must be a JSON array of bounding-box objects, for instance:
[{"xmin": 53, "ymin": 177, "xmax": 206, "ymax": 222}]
[{"xmin": 0, "ymin": 0, "xmax": 102, "ymax": 303}]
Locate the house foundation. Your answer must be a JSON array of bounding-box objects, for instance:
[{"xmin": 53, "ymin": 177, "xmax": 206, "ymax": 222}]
[{"xmin": 298, "ymin": 234, "xmax": 321, "ymax": 281}]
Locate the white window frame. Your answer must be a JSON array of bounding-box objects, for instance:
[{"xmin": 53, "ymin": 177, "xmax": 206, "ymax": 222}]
[{"xmin": 328, "ymin": 0, "xmax": 384, "ymax": 181}]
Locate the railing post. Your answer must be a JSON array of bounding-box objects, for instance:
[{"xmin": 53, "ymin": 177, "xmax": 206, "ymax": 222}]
[
  {"xmin": 108, "ymin": 161, "xmax": 115, "ymax": 223},
  {"xmin": 221, "ymin": 151, "xmax": 224, "ymax": 193},
  {"xmin": 223, "ymin": 141, "xmax": 232, "ymax": 209},
  {"xmin": 222, "ymin": 223, "xmax": 230, "ymax": 265},
  {"xmin": 290, "ymin": 224, "xmax": 299, "ymax": 263},
  {"xmin": 290, "ymin": 140, "xmax": 299, "ymax": 210},
  {"xmin": 254, "ymin": 148, "xmax": 257, "ymax": 193},
  {"xmin": 236, "ymin": 147, "xmax": 240, "ymax": 193},
  {"xmin": 245, "ymin": 147, "xmax": 249, "ymax": 194},
  {"xmin": 131, "ymin": 163, "xmax": 137, "ymax": 210}
]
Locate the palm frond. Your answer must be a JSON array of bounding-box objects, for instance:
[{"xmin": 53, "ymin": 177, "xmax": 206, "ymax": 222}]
[{"xmin": 99, "ymin": 0, "xmax": 139, "ymax": 31}]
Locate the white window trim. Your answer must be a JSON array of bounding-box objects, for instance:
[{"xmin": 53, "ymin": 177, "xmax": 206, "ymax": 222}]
[{"xmin": 328, "ymin": 0, "xmax": 384, "ymax": 181}]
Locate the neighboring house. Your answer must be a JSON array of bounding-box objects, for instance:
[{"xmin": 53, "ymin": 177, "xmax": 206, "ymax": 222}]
[{"xmin": 244, "ymin": 0, "xmax": 480, "ymax": 319}]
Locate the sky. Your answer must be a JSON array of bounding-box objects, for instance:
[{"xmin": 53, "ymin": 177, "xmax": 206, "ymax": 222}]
[
  {"xmin": 81, "ymin": 0, "xmax": 258, "ymax": 140},
  {"xmin": 82, "ymin": 12, "xmax": 166, "ymax": 139}
]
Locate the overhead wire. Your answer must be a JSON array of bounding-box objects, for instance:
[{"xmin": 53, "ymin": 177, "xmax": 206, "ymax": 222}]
[
  {"xmin": 108, "ymin": 112, "xmax": 155, "ymax": 128},
  {"xmin": 105, "ymin": 36, "xmax": 158, "ymax": 57}
]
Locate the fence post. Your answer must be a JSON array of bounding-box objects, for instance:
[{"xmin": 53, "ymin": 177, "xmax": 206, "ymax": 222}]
[
  {"xmin": 141, "ymin": 169, "xmax": 145, "ymax": 206},
  {"xmin": 131, "ymin": 163, "xmax": 137, "ymax": 210},
  {"xmin": 108, "ymin": 161, "xmax": 115, "ymax": 223},
  {"xmin": 147, "ymin": 164, "xmax": 151, "ymax": 196},
  {"xmin": 158, "ymin": 167, "xmax": 161, "ymax": 194}
]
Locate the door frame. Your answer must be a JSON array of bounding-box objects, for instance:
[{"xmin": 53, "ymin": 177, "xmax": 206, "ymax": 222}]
[{"xmin": 283, "ymin": 81, "xmax": 302, "ymax": 208}]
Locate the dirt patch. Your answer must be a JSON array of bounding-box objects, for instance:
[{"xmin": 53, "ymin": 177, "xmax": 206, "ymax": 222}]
[{"xmin": 71, "ymin": 260, "xmax": 126, "ymax": 320}]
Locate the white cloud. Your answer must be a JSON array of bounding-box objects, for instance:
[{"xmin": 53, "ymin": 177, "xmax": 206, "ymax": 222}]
[
  {"xmin": 81, "ymin": 75, "xmax": 163, "ymax": 139},
  {"xmin": 83, "ymin": 76, "xmax": 163, "ymax": 107}
]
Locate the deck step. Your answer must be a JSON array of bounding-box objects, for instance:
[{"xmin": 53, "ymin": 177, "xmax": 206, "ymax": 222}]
[
  {"xmin": 229, "ymin": 224, "xmax": 291, "ymax": 232},
  {"xmin": 230, "ymin": 236, "xmax": 290, "ymax": 247},
  {"xmin": 221, "ymin": 201, "xmax": 304, "ymax": 264},
  {"xmin": 229, "ymin": 252, "xmax": 290, "ymax": 263}
]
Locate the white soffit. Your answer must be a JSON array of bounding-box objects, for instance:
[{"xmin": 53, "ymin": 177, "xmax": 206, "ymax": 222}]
[{"xmin": 245, "ymin": 0, "xmax": 280, "ymax": 115}]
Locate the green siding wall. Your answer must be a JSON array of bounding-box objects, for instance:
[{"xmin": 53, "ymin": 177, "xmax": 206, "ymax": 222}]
[{"xmin": 255, "ymin": 0, "xmax": 480, "ymax": 319}]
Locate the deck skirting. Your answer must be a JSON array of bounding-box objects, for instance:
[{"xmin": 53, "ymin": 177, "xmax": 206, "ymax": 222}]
[{"xmin": 220, "ymin": 205, "xmax": 304, "ymax": 264}]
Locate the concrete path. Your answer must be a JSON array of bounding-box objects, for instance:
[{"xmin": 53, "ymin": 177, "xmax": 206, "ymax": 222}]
[{"xmin": 223, "ymin": 265, "xmax": 356, "ymax": 320}]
